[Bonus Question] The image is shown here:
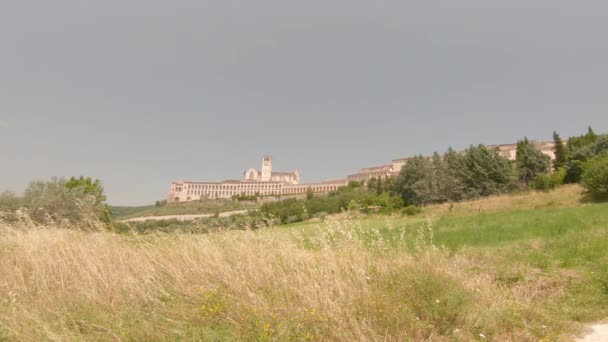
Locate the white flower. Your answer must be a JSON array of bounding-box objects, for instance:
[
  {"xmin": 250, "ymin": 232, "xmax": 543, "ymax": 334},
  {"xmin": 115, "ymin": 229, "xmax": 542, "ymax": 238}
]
[{"xmin": 479, "ymin": 333, "xmax": 486, "ymax": 339}]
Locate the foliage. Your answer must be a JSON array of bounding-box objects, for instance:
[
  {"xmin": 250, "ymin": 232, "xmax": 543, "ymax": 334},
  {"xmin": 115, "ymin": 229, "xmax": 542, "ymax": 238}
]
[
  {"xmin": 306, "ymin": 187, "xmax": 314, "ymax": 200},
  {"xmin": 65, "ymin": 176, "xmax": 112, "ymax": 226},
  {"xmin": 259, "ymin": 186, "xmax": 403, "ymax": 224},
  {"xmin": 114, "ymin": 212, "xmax": 267, "ymax": 234},
  {"xmin": 581, "ymin": 153, "xmax": 608, "ymax": 199},
  {"xmin": 552, "ymin": 131, "xmax": 568, "ymax": 170},
  {"xmin": 110, "ymin": 198, "xmax": 259, "ymax": 220},
  {"xmin": 402, "ymin": 205, "xmax": 423, "ymax": 216},
  {"xmin": 567, "ymin": 126, "xmax": 598, "ymax": 151},
  {"xmin": 531, "ymin": 168, "xmax": 565, "ymax": 192},
  {"xmin": 0, "ymin": 191, "xmax": 22, "ymax": 211},
  {"xmin": 515, "ymin": 137, "xmax": 551, "ymax": 185},
  {"xmin": 448, "ymin": 145, "xmax": 515, "ymax": 199},
  {"xmin": 565, "ymin": 132, "xmax": 608, "ymax": 183},
  {"xmin": 393, "ymin": 145, "xmax": 514, "ymax": 205},
  {"xmin": 20, "ymin": 177, "xmax": 111, "ymax": 230},
  {"xmin": 391, "ymin": 155, "xmax": 434, "ymax": 205},
  {"xmin": 233, "ymin": 194, "xmax": 258, "ymax": 201}
]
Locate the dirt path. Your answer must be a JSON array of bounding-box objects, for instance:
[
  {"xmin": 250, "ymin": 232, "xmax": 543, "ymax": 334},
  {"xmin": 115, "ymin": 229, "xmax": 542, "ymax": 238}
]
[
  {"xmin": 578, "ymin": 324, "xmax": 608, "ymax": 342},
  {"xmin": 118, "ymin": 209, "xmax": 251, "ymax": 223}
]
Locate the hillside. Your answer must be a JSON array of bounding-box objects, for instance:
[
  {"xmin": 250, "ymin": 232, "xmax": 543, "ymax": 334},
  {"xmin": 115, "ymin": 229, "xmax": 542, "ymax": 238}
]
[
  {"xmin": 110, "ymin": 198, "xmax": 260, "ymax": 220},
  {"xmin": 1, "ymin": 185, "xmax": 607, "ymax": 340}
]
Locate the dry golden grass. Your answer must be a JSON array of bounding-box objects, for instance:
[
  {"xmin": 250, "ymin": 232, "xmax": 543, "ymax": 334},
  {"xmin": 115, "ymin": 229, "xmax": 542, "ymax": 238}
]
[
  {"xmin": 0, "ymin": 213, "xmax": 573, "ymax": 341},
  {"xmin": 423, "ymin": 184, "xmax": 585, "ymax": 218}
]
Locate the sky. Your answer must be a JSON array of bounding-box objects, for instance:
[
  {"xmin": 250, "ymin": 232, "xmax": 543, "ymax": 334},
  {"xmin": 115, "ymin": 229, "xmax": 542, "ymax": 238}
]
[{"xmin": 1, "ymin": 0, "xmax": 607, "ymax": 205}]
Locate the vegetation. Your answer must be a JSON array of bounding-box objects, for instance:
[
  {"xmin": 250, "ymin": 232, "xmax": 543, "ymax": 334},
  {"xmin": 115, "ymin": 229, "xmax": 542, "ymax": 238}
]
[
  {"xmin": 515, "ymin": 137, "xmax": 551, "ymax": 185},
  {"xmin": 110, "ymin": 198, "xmax": 260, "ymax": 220},
  {"xmin": 1, "ymin": 185, "xmax": 606, "ymax": 340},
  {"xmin": 393, "ymin": 145, "xmax": 515, "ymax": 206},
  {"xmin": 391, "ymin": 128, "xmax": 607, "ymax": 208},
  {"xmin": 531, "ymin": 168, "xmax": 565, "ymax": 192},
  {"xmin": 563, "ymin": 127, "xmax": 606, "ymax": 183},
  {"xmin": 2, "ymin": 177, "xmax": 111, "ymax": 230},
  {"xmin": 0, "ymin": 191, "xmax": 22, "ymax": 211},
  {"xmin": 581, "ymin": 153, "xmax": 608, "ymax": 199},
  {"xmin": 552, "ymin": 131, "xmax": 567, "ymax": 170},
  {"xmin": 258, "ymin": 182, "xmax": 403, "ymax": 224}
]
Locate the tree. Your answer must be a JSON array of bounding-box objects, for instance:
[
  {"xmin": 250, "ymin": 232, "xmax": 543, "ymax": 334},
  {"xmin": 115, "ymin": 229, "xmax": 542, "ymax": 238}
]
[
  {"xmin": 564, "ymin": 132, "xmax": 607, "ymax": 183},
  {"xmin": 552, "ymin": 131, "xmax": 568, "ymax": 170},
  {"xmin": 392, "ymin": 155, "xmax": 434, "ymax": 205},
  {"xmin": 65, "ymin": 176, "xmax": 112, "ymax": 226},
  {"xmin": 367, "ymin": 177, "xmax": 377, "ymax": 192},
  {"xmin": 581, "ymin": 153, "xmax": 608, "ymax": 199},
  {"xmin": 376, "ymin": 177, "xmax": 383, "ymax": 195},
  {"xmin": 567, "ymin": 126, "xmax": 598, "ymax": 152},
  {"xmin": 515, "ymin": 138, "xmax": 551, "ymax": 185},
  {"xmin": 306, "ymin": 187, "xmax": 314, "ymax": 200},
  {"xmin": 23, "ymin": 177, "xmax": 112, "ymax": 230},
  {"xmin": 453, "ymin": 145, "xmax": 515, "ymax": 198},
  {"xmin": 438, "ymin": 149, "xmax": 464, "ymax": 202}
]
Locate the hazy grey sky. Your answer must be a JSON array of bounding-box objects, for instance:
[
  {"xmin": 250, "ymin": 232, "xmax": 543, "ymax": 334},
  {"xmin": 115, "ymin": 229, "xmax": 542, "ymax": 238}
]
[{"xmin": 1, "ymin": 1, "xmax": 607, "ymax": 205}]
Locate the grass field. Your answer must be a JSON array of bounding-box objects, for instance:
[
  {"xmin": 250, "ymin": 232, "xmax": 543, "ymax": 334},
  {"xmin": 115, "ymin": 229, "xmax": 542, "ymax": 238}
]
[{"xmin": 1, "ymin": 185, "xmax": 607, "ymax": 340}]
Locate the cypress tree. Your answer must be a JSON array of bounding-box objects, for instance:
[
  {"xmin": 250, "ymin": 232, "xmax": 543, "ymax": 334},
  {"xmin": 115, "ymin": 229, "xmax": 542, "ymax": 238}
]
[{"xmin": 552, "ymin": 131, "xmax": 567, "ymax": 170}]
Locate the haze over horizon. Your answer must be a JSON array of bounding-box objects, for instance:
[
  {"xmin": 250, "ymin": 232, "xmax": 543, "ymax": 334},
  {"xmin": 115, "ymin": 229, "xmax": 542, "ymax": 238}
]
[{"xmin": 2, "ymin": 1, "xmax": 608, "ymax": 205}]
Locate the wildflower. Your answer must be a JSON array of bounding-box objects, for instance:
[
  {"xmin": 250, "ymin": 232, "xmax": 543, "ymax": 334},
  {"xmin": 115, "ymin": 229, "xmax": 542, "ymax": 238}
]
[{"xmin": 479, "ymin": 333, "xmax": 486, "ymax": 339}]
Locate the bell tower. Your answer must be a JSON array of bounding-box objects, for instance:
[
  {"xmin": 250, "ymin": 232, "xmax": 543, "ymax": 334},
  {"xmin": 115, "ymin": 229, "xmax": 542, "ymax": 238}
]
[{"xmin": 261, "ymin": 155, "xmax": 272, "ymax": 181}]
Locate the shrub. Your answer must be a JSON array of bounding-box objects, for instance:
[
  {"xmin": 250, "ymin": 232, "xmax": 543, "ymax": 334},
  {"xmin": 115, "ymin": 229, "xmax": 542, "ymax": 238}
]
[
  {"xmin": 0, "ymin": 191, "xmax": 22, "ymax": 211},
  {"xmin": 347, "ymin": 200, "xmax": 361, "ymax": 211},
  {"xmin": 21, "ymin": 177, "xmax": 111, "ymax": 230},
  {"xmin": 581, "ymin": 154, "xmax": 608, "ymax": 199},
  {"xmin": 402, "ymin": 205, "xmax": 423, "ymax": 216},
  {"xmin": 531, "ymin": 168, "xmax": 565, "ymax": 192},
  {"xmin": 312, "ymin": 211, "xmax": 328, "ymax": 221}
]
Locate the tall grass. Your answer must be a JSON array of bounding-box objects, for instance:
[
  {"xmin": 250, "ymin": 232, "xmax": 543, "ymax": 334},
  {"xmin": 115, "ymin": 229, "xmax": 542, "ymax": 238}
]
[{"xmin": 0, "ymin": 212, "xmax": 580, "ymax": 341}]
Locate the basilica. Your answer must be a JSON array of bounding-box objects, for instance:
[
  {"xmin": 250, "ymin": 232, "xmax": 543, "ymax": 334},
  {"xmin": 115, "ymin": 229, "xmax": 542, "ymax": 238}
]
[{"xmin": 167, "ymin": 156, "xmax": 345, "ymax": 202}]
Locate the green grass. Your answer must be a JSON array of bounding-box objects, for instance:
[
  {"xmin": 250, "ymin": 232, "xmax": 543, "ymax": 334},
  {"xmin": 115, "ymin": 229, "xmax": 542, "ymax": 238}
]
[
  {"xmin": 278, "ymin": 201, "xmax": 608, "ymax": 329},
  {"xmin": 433, "ymin": 204, "xmax": 608, "ymax": 248}
]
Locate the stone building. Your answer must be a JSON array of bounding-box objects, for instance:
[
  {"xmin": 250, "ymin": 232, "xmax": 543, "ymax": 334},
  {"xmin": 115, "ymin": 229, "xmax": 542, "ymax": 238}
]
[
  {"xmin": 243, "ymin": 156, "xmax": 300, "ymax": 184},
  {"xmin": 487, "ymin": 140, "xmax": 556, "ymax": 161},
  {"xmin": 347, "ymin": 164, "xmax": 396, "ymax": 182},
  {"xmin": 168, "ymin": 156, "xmax": 345, "ymax": 202}
]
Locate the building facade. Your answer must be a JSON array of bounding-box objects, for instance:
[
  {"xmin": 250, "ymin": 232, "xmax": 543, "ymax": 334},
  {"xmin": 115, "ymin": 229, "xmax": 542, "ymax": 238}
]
[
  {"xmin": 168, "ymin": 156, "xmax": 345, "ymax": 202},
  {"xmin": 347, "ymin": 164, "xmax": 397, "ymax": 182},
  {"xmin": 487, "ymin": 140, "xmax": 556, "ymax": 161}
]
